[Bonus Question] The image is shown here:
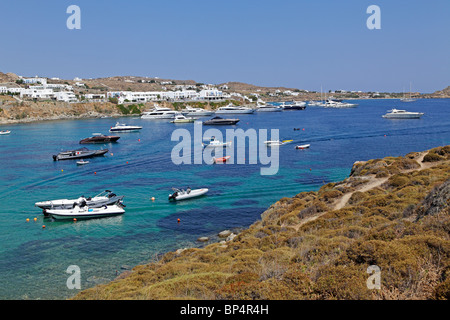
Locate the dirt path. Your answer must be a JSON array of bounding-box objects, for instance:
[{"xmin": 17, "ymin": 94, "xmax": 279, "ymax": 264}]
[{"xmin": 292, "ymin": 151, "xmax": 434, "ymax": 232}]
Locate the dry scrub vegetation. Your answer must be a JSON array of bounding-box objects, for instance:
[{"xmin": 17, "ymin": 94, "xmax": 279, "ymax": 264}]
[{"xmin": 73, "ymin": 146, "xmax": 450, "ymax": 300}]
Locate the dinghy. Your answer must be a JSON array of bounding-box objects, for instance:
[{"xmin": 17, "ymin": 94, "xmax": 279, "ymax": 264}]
[
  {"xmin": 168, "ymin": 188, "xmax": 209, "ymax": 201},
  {"xmin": 77, "ymin": 160, "xmax": 90, "ymax": 165},
  {"xmin": 295, "ymin": 144, "xmax": 310, "ymax": 149},
  {"xmin": 213, "ymin": 156, "xmax": 231, "ymax": 164},
  {"xmin": 0, "ymin": 130, "xmax": 11, "ymax": 135},
  {"xmin": 46, "ymin": 204, "xmax": 125, "ymax": 220}
]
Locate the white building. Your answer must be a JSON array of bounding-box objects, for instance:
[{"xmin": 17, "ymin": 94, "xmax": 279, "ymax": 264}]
[
  {"xmin": 21, "ymin": 77, "xmax": 47, "ymax": 85},
  {"xmin": 84, "ymin": 93, "xmax": 106, "ymax": 101},
  {"xmin": 0, "ymin": 86, "xmax": 7, "ymax": 94},
  {"xmin": 199, "ymin": 89, "xmax": 228, "ymax": 101},
  {"xmin": 20, "ymin": 88, "xmax": 55, "ymax": 100},
  {"xmin": 55, "ymin": 91, "xmax": 78, "ymax": 102}
]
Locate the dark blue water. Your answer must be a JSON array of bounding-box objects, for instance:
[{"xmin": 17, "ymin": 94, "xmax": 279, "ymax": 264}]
[{"xmin": 0, "ymin": 99, "xmax": 448, "ymax": 299}]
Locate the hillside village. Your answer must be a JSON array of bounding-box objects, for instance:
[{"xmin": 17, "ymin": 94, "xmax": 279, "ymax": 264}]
[{"xmin": 1, "ymin": 71, "xmax": 437, "ymax": 106}]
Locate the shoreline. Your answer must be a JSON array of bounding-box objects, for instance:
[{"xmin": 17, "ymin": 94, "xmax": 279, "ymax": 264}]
[{"xmin": 1, "ymin": 97, "xmax": 448, "ymax": 126}]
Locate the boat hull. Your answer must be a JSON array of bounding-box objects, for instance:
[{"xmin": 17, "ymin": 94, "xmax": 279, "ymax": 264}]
[
  {"xmin": 53, "ymin": 148, "xmax": 108, "ymax": 161},
  {"xmin": 47, "ymin": 205, "xmax": 125, "ymax": 220},
  {"xmin": 382, "ymin": 114, "xmax": 423, "ymax": 119},
  {"xmin": 80, "ymin": 136, "xmax": 120, "ymax": 144}
]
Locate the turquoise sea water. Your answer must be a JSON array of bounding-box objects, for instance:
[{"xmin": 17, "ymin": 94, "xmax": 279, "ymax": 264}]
[{"xmin": 0, "ymin": 99, "xmax": 449, "ymax": 299}]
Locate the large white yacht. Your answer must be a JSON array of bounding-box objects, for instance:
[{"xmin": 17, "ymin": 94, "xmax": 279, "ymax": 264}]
[
  {"xmin": 181, "ymin": 106, "xmax": 214, "ymax": 117},
  {"xmin": 323, "ymin": 99, "xmax": 358, "ymax": 108},
  {"xmin": 382, "ymin": 108, "xmax": 424, "ymax": 119},
  {"xmin": 255, "ymin": 100, "xmax": 281, "ymax": 112},
  {"xmin": 279, "ymin": 101, "xmax": 306, "ymax": 110},
  {"xmin": 215, "ymin": 103, "xmax": 255, "ymax": 114},
  {"xmin": 141, "ymin": 106, "xmax": 181, "ymax": 119}
]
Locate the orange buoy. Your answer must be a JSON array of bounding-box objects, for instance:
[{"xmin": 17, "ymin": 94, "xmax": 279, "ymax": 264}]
[
  {"xmin": 34, "ymin": 217, "xmax": 37, "ymax": 222},
  {"xmin": 73, "ymin": 218, "xmax": 77, "ymax": 222},
  {"xmin": 42, "ymin": 225, "xmax": 46, "ymax": 229},
  {"xmin": 177, "ymin": 218, "xmax": 180, "ymax": 223},
  {"xmin": 26, "ymin": 218, "xmax": 30, "ymax": 222},
  {"xmin": 126, "ymin": 161, "xmax": 128, "ymax": 164},
  {"xmin": 138, "ymin": 139, "xmax": 141, "ymax": 142},
  {"xmin": 151, "ymin": 197, "xmax": 155, "ymax": 201},
  {"xmin": 94, "ymin": 172, "xmax": 97, "ymax": 175}
]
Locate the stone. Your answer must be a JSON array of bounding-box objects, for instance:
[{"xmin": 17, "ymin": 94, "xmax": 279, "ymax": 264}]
[{"xmin": 218, "ymin": 230, "xmax": 232, "ymax": 238}]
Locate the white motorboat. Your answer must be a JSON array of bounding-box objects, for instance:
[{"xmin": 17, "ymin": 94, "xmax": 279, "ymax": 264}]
[
  {"xmin": 35, "ymin": 190, "xmax": 124, "ymax": 211},
  {"xmin": 323, "ymin": 99, "xmax": 358, "ymax": 108},
  {"xmin": 181, "ymin": 106, "xmax": 214, "ymax": 117},
  {"xmin": 170, "ymin": 114, "xmax": 195, "ymax": 123},
  {"xmin": 255, "ymin": 101, "xmax": 282, "ymax": 112},
  {"xmin": 46, "ymin": 204, "xmax": 125, "ymax": 220},
  {"xmin": 202, "ymin": 136, "xmax": 231, "ymax": 148},
  {"xmin": 215, "ymin": 104, "xmax": 255, "ymax": 114},
  {"xmin": 0, "ymin": 130, "xmax": 11, "ymax": 135},
  {"xmin": 295, "ymin": 144, "xmax": 310, "ymax": 149},
  {"xmin": 308, "ymin": 101, "xmax": 325, "ymax": 107},
  {"xmin": 141, "ymin": 106, "xmax": 181, "ymax": 119},
  {"xmin": 109, "ymin": 122, "xmax": 142, "ymax": 132},
  {"xmin": 279, "ymin": 101, "xmax": 306, "ymax": 110},
  {"xmin": 382, "ymin": 109, "xmax": 424, "ymax": 119},
  {"xmin": 264, "ymin": 139, "xmax": 292, "ymax": 147},
  {"xmin": 264, "ymin": 140, "xmax": 284, "ymax": 146},
  {"xmin": 168, "ymin": 188, "xmax": 209, "ymax": 201}
]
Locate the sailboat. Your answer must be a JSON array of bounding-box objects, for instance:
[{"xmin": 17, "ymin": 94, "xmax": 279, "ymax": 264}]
[{"xmin": 400, "ymin": 82, "xmax": 416, "ymax": 102}]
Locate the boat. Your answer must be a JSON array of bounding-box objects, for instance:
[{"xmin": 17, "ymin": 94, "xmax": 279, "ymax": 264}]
[
  {"xmin": 400, "ymin": 82, "xmax": 416, "ymax": 102},
  {"xmin": 323, "ymin": 99, "xmax": 358, "ymax": 108},
  {"xmin": 77, "ymin": 160, "xmax": 89, "ymax": 165},
  {"xmin": 141, "ymin": 106, "xmax": 180, "ymax": 119},
  {"xmin": 307, "ymin": 101, "xmax": 324, "ymax": 107},
  {"xmin": 255, "ymin": 100, "xmax": 282, "ymax": 112},
  {"xmin": 35, "ymin": 190, "xmax": 125, "ymax": 211},
  {"xmin": 295, "ymin": 144, "xmax": 310, "ymax": 149},
  {"xmin": 213, "ymin": 156, "xmax": 231, "ymax": 164},
  {"xmin": 203, "ymin": 136, "xmax": 231, "ymax": 148},
  {"xmin": 53, "ymin": 147, "xmax": 108, "ymax": 161},
  {"xmin": 79, "ymin": 133, "xmax": 120, "ymax": 144},
  {"xmin": 170, "ymin": 114, "xmax": 195, "ymax": 123},
  {"xmin": 264, "ymin": 140, "xmax": 284, "ymax": 146},
  {"xmin": 215, "ymin": 104, "xmax": 254, "ymax": 114},
  {"xmin": 46, "ymin": 204, "xmax": 125, "ymax": 220},
  {"xmin": 181, "ymin": 106, "xmax": 214, "ymax": 117},
  {"xmin": 168, "ymin": 187, "xmax": 209, "ymax": 201},
  {"xmin": 264, "ymin": 139, "xmax": 292, "ymax": 147},
  {"xmin": 279, "ymin": 101, "xmax": 306, "ymax": 110},
  {"xmin": 109, "ymin": 122, "xmax": 142, "ymax": 132},
  {"xmin": 382, "ymin": 108, "xmax": 424, "ymax": 119},
  {"xmin": 0, "ymin": 130, "xmax": 11, "ymax": 135},
  {"xmin": 203, "ymin": 116, "xmax": 240, "ymax": 125}
]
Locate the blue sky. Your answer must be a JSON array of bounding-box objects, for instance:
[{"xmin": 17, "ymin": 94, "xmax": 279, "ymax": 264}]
[{"xmin": 0, "ymin": 0, "xmax": 448, "ymax": 93}]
